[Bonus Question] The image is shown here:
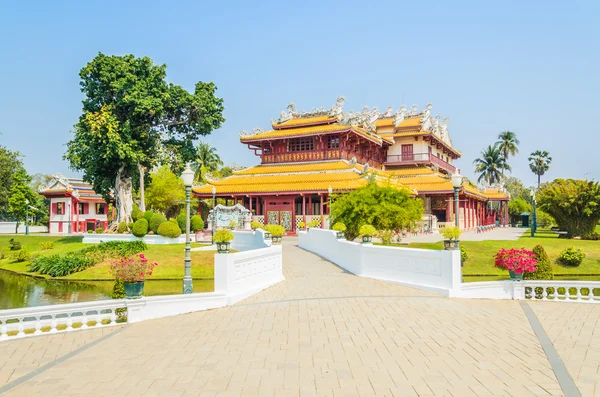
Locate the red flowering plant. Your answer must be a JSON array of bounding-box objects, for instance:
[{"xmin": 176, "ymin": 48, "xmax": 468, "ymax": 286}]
[
  {"xmin": 109, "ymin": 254, "xmax": 158, "ymax": 283},
  {"xmin": 494, "ymin": 248, "xmax": 537, "ymax": 274}
]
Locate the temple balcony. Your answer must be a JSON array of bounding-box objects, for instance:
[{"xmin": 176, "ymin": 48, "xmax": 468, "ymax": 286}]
[{"xmin": 384, "ymin": 152, "xmax": 456, "ymax": 172}]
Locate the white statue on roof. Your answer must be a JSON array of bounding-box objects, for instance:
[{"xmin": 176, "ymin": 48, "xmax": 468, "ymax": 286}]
[
  {"xmin": 432, "ymin": 115, "xmax": 440, "ymax": 135},
  {"xmin": 421, "ymin": 103, "xmax": 432, "ymax": 122},
  {"xmin": 382, "ymin": 105, "xmax": 394, "ymax": 118},
  {"xmin": 395, "ymin": 105, "xmax": 406, "ymax": 126},
  {"xmin": 410, "ymin": 104, "xmax": 419, "ymax": 115}
]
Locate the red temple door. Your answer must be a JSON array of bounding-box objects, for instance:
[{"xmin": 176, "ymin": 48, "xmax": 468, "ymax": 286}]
[
  {"xmin": 401, "ymin": 144, "xmax": 414, "ymax": 161},
  {"xmin": 265, "ymin": 198, "xmax": 294, "ymax": 231}
]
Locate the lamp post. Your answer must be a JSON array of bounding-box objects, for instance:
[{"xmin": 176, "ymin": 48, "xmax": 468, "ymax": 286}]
[
  {"xmin": 530, "ymin": 188, "xmax": 537, "ymax": 237},
  {"xmin": 211, "ymin": 187, "xmax": 216, "ymax": 245},
  {"xmin": 451, "ymin": 171, "xmax": 463, "ymax": 228},
  {"xmin": 327, "ymin": 186, "xmax": 333, "ymax": 226},
  {"xmin": 25, "ymin": 199, "xmax": 29, "ymax": 235},
  {"xmin": 181, "ymin": 164, "xmax": 195, "ymax": 294}
]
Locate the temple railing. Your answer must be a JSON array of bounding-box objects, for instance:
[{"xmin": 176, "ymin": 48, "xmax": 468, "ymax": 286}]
[
  {"xmin": 523, "ymin": 281, "xmax": 600, "ymax": 303},
  {"xmin": 385, "ymin": 153, "xmax": 456, "ymax": 172}
]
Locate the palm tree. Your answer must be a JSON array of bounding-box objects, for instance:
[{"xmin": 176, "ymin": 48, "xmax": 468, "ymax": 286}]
[
  {"xmin": 528, "ymin": 150, "xmax": 552, "ymax": 187},
  {"xmin": 192, "ymin": 142, "xmax": 223, "ymax": 180},
  {"xmin": 496, "ymin": 131, "xmax": 519, "ymax": 162},
  {"xmin": 473, "ymin": 145, "xmax": 511, "ymax": 185}
]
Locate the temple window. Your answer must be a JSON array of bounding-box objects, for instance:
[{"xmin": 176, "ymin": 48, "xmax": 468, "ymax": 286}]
[
  {"xmin": 97, "ymin": 203, "xmax": 106, "ymax": 214},
  {"xmin": 287, "ymin": 137, "xmax": 314, "ymax": 152},
  {"xmin": 327, "ymin": 136, "xmax": 340, "ymax": 149},
  {"xmin": 56, "ymin": 202, "xmax": 65, "ymax": 215},
  {"xmin": 78, "ymin": 203, "xmax": 86, "ymax": 214}
]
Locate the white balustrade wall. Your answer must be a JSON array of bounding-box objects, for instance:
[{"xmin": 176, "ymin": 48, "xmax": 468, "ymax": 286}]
[
  {"xmin": 298, "ymin": 228, "xmax": 462, "ymax": 296},
  {"xmin": 0, "ymin": 232, "xmax": 283, "ymax": 341}
]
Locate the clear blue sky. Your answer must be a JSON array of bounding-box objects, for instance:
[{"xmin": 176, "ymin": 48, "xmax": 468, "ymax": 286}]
[{"xmin": 1, "ymin": 0, "xmax": 598, "ymax": 187}]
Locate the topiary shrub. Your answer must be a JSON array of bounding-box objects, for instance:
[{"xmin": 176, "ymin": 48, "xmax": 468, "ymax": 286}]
[
  {"xmin": 214, "ymin": 229, "xmax": 234, "ymax": 243},
  {"xmin": 177, "ymin": 213, "xmax": 186, "ymax": 231},
  {"xmin": 95, "ymin": 227, "xmax": 104, "ymax": 234},
  {"xmin": 131, "ymin": 204, "xmax": 143, "ymax": 221},
  {"xmin": 117, "ymin": 221, "xmax": 128, "ymax": 234},
  {"xmin": 157, "ymin": 221, "xmax": 182, "ymax": 238},
  {"xmin": 442, "ymin": 226, "xmax": 461, "ymax": 240},
  {"xmin": 149, "ymin": 213, "xmax": 167, "ymax": 234},
  {"xmin": 557, "ymin": 247, "xmax": 586, "ymax": 267},
  {"xmin": 8, "ymin": 238, "xmax": 21, "ymax": 251},
  {"xmin": 87, "ymin": 230, "xmax": 94, "ymax": 234},
  {"xmin": 359, "ymin": 225, "xmax": 376, "ymax": 236},
  {"xmin": 265, "ymin": 224, "xmax": 285, "ymax": 237},
  {"xmin": 332, "ymin": 222, "xmax": 346, "ymax": 232},
  {"xmin": 251, "ymin": 221, "xmax": 262, "ymax": 230},
  {"xmin": 143, "ymin": 211, "xmax": 154, "ymax": 222},
  {"xmin": 132, "ymin": 218, "xmax": 149, "ymax": 238},
  {"xmin": 460, "ymin": 246, "xmax": 468, "ymax": 264},
  {"xmin": 524, "ymin": 244, "xmax": 553, "ymax": 280},
  {"xmin": 191, "ymin": 215, "xmax": 204, "ymax": 232}
]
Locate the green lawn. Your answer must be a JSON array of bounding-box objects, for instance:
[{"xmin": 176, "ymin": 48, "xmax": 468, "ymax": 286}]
[
  {"xmin": 407, "ymin": 229, "xmax": 600, "ymax": 277},
  {"xmin": 0, "ymin": 235, "xmax": 215, "ymax": 281}
]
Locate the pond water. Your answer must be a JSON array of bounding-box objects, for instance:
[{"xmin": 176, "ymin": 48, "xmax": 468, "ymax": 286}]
[{"xmin": 0, "ymin": 269, "xmax": 214, "ymax": 310}]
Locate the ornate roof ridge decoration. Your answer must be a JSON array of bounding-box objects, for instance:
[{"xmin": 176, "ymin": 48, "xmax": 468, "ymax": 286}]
[
  {"xmin": 271, "ymin": 96, "xmax": 346, "ymax": 125},
  {"xmin": 40, "ymin": 173, "xmax": 73, "ymax": 192}
]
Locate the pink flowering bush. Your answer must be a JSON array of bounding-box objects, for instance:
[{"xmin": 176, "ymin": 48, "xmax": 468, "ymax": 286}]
[
  {"xmin": 494, "ymin": 248, "xmax": 537, "ymax": 274},
  {"xmin": 109, "ymin": 254, "xmax": 158, "ymax": 283}
]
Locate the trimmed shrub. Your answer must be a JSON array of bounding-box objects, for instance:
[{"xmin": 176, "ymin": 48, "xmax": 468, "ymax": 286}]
[
  {"xmin": 359, "ymin": 225, "xmax": 376, "ymax": 236},
  {"xmin": 460, "ymin": 246, "xmax": 468, "ymax": 264},
  {"xmin": 157, "ymin": 221, "xmax": 182, "ymax": 238},
  {"xmin": 265, "ymin": 224, "xmax": 285, "ymax": 237},
  {"xmin": 251, "ymin": 221, "xmax": 262, "ymax": 230},
  {"xmin": 117, "ymin": 221, "xmax": 128, "ymax": 234},
  {"xmin": 297, "ymin": 221, "xmax": 305, "ymax": 230},
  {"xmin": 442, "ymin": 226, "xmax": 461, "ymax": 240},
  {"xmin": 87, "ymin": 230, "xmax": 94, "ymax": 234},
  {"xmin": 332, "ymin": 222, "xmax": 347, "ymax": 232},
  {"xmin": 377, "ymin": 230, "xmax": 393, "ymax": 245},
  {"xmin": 13, "ymin": 248, "xmax": 30, "ymax": 262},
  {"xmin": 132, "ymin": 218, "xmax": 149, "ymax": 238},
  {"xmin": 191, "ymin": 215, "xmax": 204, "ymax": 232},
  {"xmin": 131, "ymin": 204, "xmax": 143, "ymax": 221},
  {"xmin": 8, "ymin": 238, "xmax": 21, "ymax": 251},
  {"xmin": 177, "ymin": 213, "xmax": 186, "ymax": 231},
  {"xmin": 214, "ymin": 229, "xmax": 234, "ymax": 243},
  {"xmin": 143, "ymin": 211, "xmax": 154, "ymax": 222},
  {"xmin": 95, "ymin": 227, "xmax": 104, "ymax": 234},
  {"xmin": 308, "ymin": 219, "xmax": 320, "ymax": 228},
  {"xmin": 524, "ymin": 245, "xmax": 553, "ymax": 280},
  {"xmin": 149, "ymin": 213, "xmax": 167, "ymax": 234},
  {"xmin": 112, "ymin": 279, "xmax": 126, "ymax": 299},
  {"xmin": 557, "ymin": 247, "xmax": 585, "ymax": 267}
]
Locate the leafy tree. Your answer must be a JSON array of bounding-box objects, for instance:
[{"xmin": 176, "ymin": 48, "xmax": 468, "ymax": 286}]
[
  {"xmin": 537, "ymin": 179, "xmax": 600, "ymax": 237},
  {"xmin": 64, "ymin": 53, "xmax": 225, "ymax": 226},
  {"xmin": 529, "ymin": 150, "xmax": 552, "ymax": 187},
  {"xmin": 504, "ymin": 176, "xmax": 530, "ymax": 202},
  {"xmin": 0, "ymin": 145, "xmax": 24, "ymax": 215},
  {"xmin": 145, "ymin": 166, "xmax": 185, "ymax": 218},
  {"xmin": 508, "ymin": 197, "xmax": 531, "ymax": 225},
  {"xmin": 7, "ymin": 168, "xmax": 37, "ymax": 233},
  {"xmin": 496, "ymin": 131, "xmax": 519, "ymax": 162},
  {"xmin": 191, "ymin": 142, "xmax": 223, "ymax": 181},
  {"xmin": 330, "ymin": 181, "xmax": 423, "ymax": 240},
  {"xmin": 473, "ymin": 145, "xmax": 510, "ymax": 186}
]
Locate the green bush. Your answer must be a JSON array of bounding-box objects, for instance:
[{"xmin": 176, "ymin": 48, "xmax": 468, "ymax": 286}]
[
  {"xmin": 149, "ymin": 213, "xmax": 167, "ymax": 234},
  {"xmin": 214, "ymin": 229, "xmax": 234, "ymax": 243},
  {"xmin": 332, "ymin": 222, "xmax": 346, "ymax": 232},
  {"xmin": 359, "ymin": 225, "xmax": 376, "ymax": 236},
  {"xmin": 13, "ymin": 248, "xmax": 30, "ymax": 262},
  {"xmin": 557, "ymin": 247, "xmax": 586, "ymax": 267},
  {"xmin": 460, "ymin": 246, "xmax": 468, "ymax": 264},
  {"xmin": 87, "ymin": 230, "xmax": 94, "ymax": 234},
  {"xmin": 95, "ymin": 227, "xmax": 104, "ymax": 234},
  {"xmin": 297, "ymin": 221, "xmax": 305, "ymax": 230},
  {"xmin": 117, "ymin": 221, "xmax": 128, "ymax": 234},
  {"xmin": 8, "ymin": 238, "xmax": 21, "ymax": 251},
  {"xmin": 524, "ymin": 244, "xmax": 553, "ymax": 280},
  {"xmin": 177, "ymin": 213, "xmax": 186, "ymax": 231},
  {"xmin": 191, "ymin": 215, "xmax": 204, "ymax": 232},
  {"xmin": 132, "ymin": 218, "xmax": 149, "ymax": 238},
  {"xmin": 307, "ymin": 219, "xmax": 320, "ymax": 228},
  {"xmin": 128, "ymin": 222, "xmax": 134, "ymax": 230},
  {"xmin": 251, "ymin": 221, "xmax": 262, "ymax": 230},
  {"xmin": 143, "ymin": 211, "xmax": 154, "ymax": 222},
  {"xmin": 112, "ymin": 279, "xmax": 126, "ymax": 299},
  {"xmin": 39, "ymin": 241, "xmax": 54, "ymax": 250},
  {"xmin": 377, "ymin": 230, "xmax": 394, "ymax": 245},
  {"xmin": 0, "ymin": 248, "xmax": 8, "ymax": 259},
  {"xmin": 157, "ymin": 221, "xmax": 182, "ymax": 238},
  {"xmin": 131, "ymin": 204, "xmax": 143, "ymax": 221},
  {"xmin": 265, "ymin": 224, "xmax": 285, "ymax": 237},
  {"xmin": 442, "ymin": 226, "xmax": 461, "ymax": 240},
  {"xmin": 582, "ymin": 233, "xmax": 600, "ymax": 241}
]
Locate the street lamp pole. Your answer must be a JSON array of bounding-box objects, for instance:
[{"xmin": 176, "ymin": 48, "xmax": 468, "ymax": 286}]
[
  {"xmin": 181, "ymin": 164, "xmax": 195, "ymax": 294},
  {"xmin": 451, "ymin": 171, "xmax": 463, "ymax": 228},
  {"xmin": 25, "ymin": 199, "xmax": 29, "ymax": 235},
  {"xmin": 530, "ymin": 188, "xmax": 537, "ymax": 237},
  {"xmin": 211, "ymin": 187, "xmax": 216, "ymax": 245}
]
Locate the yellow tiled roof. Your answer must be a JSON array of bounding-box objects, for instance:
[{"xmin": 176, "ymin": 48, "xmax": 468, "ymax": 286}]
[
  {"xmin": 396, "ymin": 117, "xmax": 422, "ymax": 129},
  {"xmin": 233, "ymin": 161, "xmax": 353, "ymax": 175},
  {"xmin": 240, "ymin": 124, "xmax": 386, "ymax": 146},
  {"xmin": 380, "ymin": 131, "xmax": 429, "ymax": 138},
  {"xmin": 387, "ymin": 167, "xmax": 437, "ymax": 177},
  {"xmin": 483, "ymin": 189, "xmax": 510, "ymax": 200},
  {"xmin": 375, "ymin": 117, "xmax": 394, "ymax": 127},
  {"xmin": 273, "ymin": 115, "xmax": 337, "ymax": 128}
]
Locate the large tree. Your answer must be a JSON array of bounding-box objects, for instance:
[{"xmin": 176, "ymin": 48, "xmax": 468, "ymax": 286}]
[
  {"xmin": 145, "ymin": 165, "xmax": 186, "ymax": 218},
  {"xmin": 537, "ymin": 179, "xmax": 600, "ymax": 237},
  {"xmin": 496, "ymin": 131, "xmax": 519, "ymax": 163},
  {"xmin": 7, "ymin": 168, "xmax": 37, "ymax": 233},
  {"xmin": 0, "ymin": 145, "xmax": 24, "ymax": 215},
  {"xmin": 330, "ymin": 181, "xmax": 423, "ymax": 240},
  {"xmin": 529, "ymin": 150, "xmax": 552, "ymax": 187},
  {"xmin": 473, "ymin": 145, "xmax": 510, "ymax": 186},
  {"xmin": 64, "ymin": 53, "xmax": 225, "ymax": 226}
]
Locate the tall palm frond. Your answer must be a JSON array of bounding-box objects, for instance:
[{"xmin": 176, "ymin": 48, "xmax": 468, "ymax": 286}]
[
  {"xmin": 191, "ymin": 142, "xmax": 223, "ymax": 180},
  {"xmin": 528, "ymin": 150, "xmax": 552, "ymax": 187},
  {"xmin": 473, "ymin": 145, "xmax": 511, "ymax": 186},
  {"xmin": 496, "ymin": 131, "xmax": 519, "ymax": 162}
]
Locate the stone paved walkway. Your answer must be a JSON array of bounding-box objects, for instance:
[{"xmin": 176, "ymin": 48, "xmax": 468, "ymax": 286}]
[{"xmin": 0, "ymin": 239, "xmax": 598, "ymax": 397}]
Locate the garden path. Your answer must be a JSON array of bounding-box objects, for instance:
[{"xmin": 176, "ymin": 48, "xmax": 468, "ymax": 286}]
[{"xmin": 0, "ymin": 238, "xmax": 596, "ymax": 397}]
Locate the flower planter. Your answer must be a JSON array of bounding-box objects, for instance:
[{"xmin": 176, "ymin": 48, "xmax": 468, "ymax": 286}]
[
  {"xmin": 216, "ymin": 242, "xmax": 231, "ymax": 254},
  {"xmin": 443, "ymin": 239, "xmax": 460, "ymax": 250},
  {"xmin": 362, "ymin": 235, "xmax": 372, "ymax": 244},
  {"xmin": 336, "ymin": 231, "xmax": 345, "ymax": 239},
  {"xmin": 509, "ymin": 270, "xmax": 523, "ymax": 281},
  {"xmin": 123, "ymin": 281, "xmax": 145, "ymax": 299},
  {"xmin": 264, "ymin": 232, "xmax": 271, "ymax": 240},
  {"xmin": 271, "ymin": 236, "xmax": 282, "ymax": 244}
]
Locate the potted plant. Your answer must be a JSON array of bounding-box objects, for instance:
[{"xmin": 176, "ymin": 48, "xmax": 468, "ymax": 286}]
[
  {"xmin": 494, "ymin": 248, "xmax": 537, "ymax": 281},
  {"xmin": 229, "ymin": 220, "xmax": 237, "ymax": 230},
  {"xmin": 262, "ymin": 224, "xmax": 274, "ymax": 239},
  {"xmin": 251, "ymin": 221, "xmax": 262, "ymax": 231},
  {"xmin": 266, "ymin": 225, "xmax": 285, "ymax": 244},
  {"xmin": 297, "ymin": 221, "xmax": 306, "ymax": 231},
  {"xmin": 307, "ymin": 219, "xmax": 320, "ymax": 230},
  {"xmin": 442, "ymin": 226, "xmax": 461, "ymax": 250},
  {"xmin": 359, "ymin": 225, "xmax": 376, "ymax": 244},
  {"xmin": 214, "ymin": 229, "xmax": 234, "ymax": 253},
  {"xmin": 332, "ymin": 222, "xmax": 346, "ymax": 239},
  {"xmin": 109, "ymin": 254, "xmax": 158, "ymax": 299}
]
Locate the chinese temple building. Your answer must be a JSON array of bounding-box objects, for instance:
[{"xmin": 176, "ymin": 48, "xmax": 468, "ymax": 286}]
[
  {"xmin": 193, "ymin": 97, "xmax": 509, "ymax": 233},
  {"xmin": 39, "ymin": 175, "xmax": 109, "ymax": 234}
]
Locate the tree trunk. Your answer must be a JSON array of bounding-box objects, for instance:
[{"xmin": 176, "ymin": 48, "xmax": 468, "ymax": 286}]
[
  {"xmin": 537, "ymin": 174, "xmax": 541, "ymax": 188},
  {"xmin": 114, "ymin": 166, "xmax": 133, "ymax": 225},
  {"xmin": 15, "ymin": 221, "xmax": 20, "ymax": 234},
  {"xmin": 138, "ymin": 164, "xmax": 146, "ymax": 212}
]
